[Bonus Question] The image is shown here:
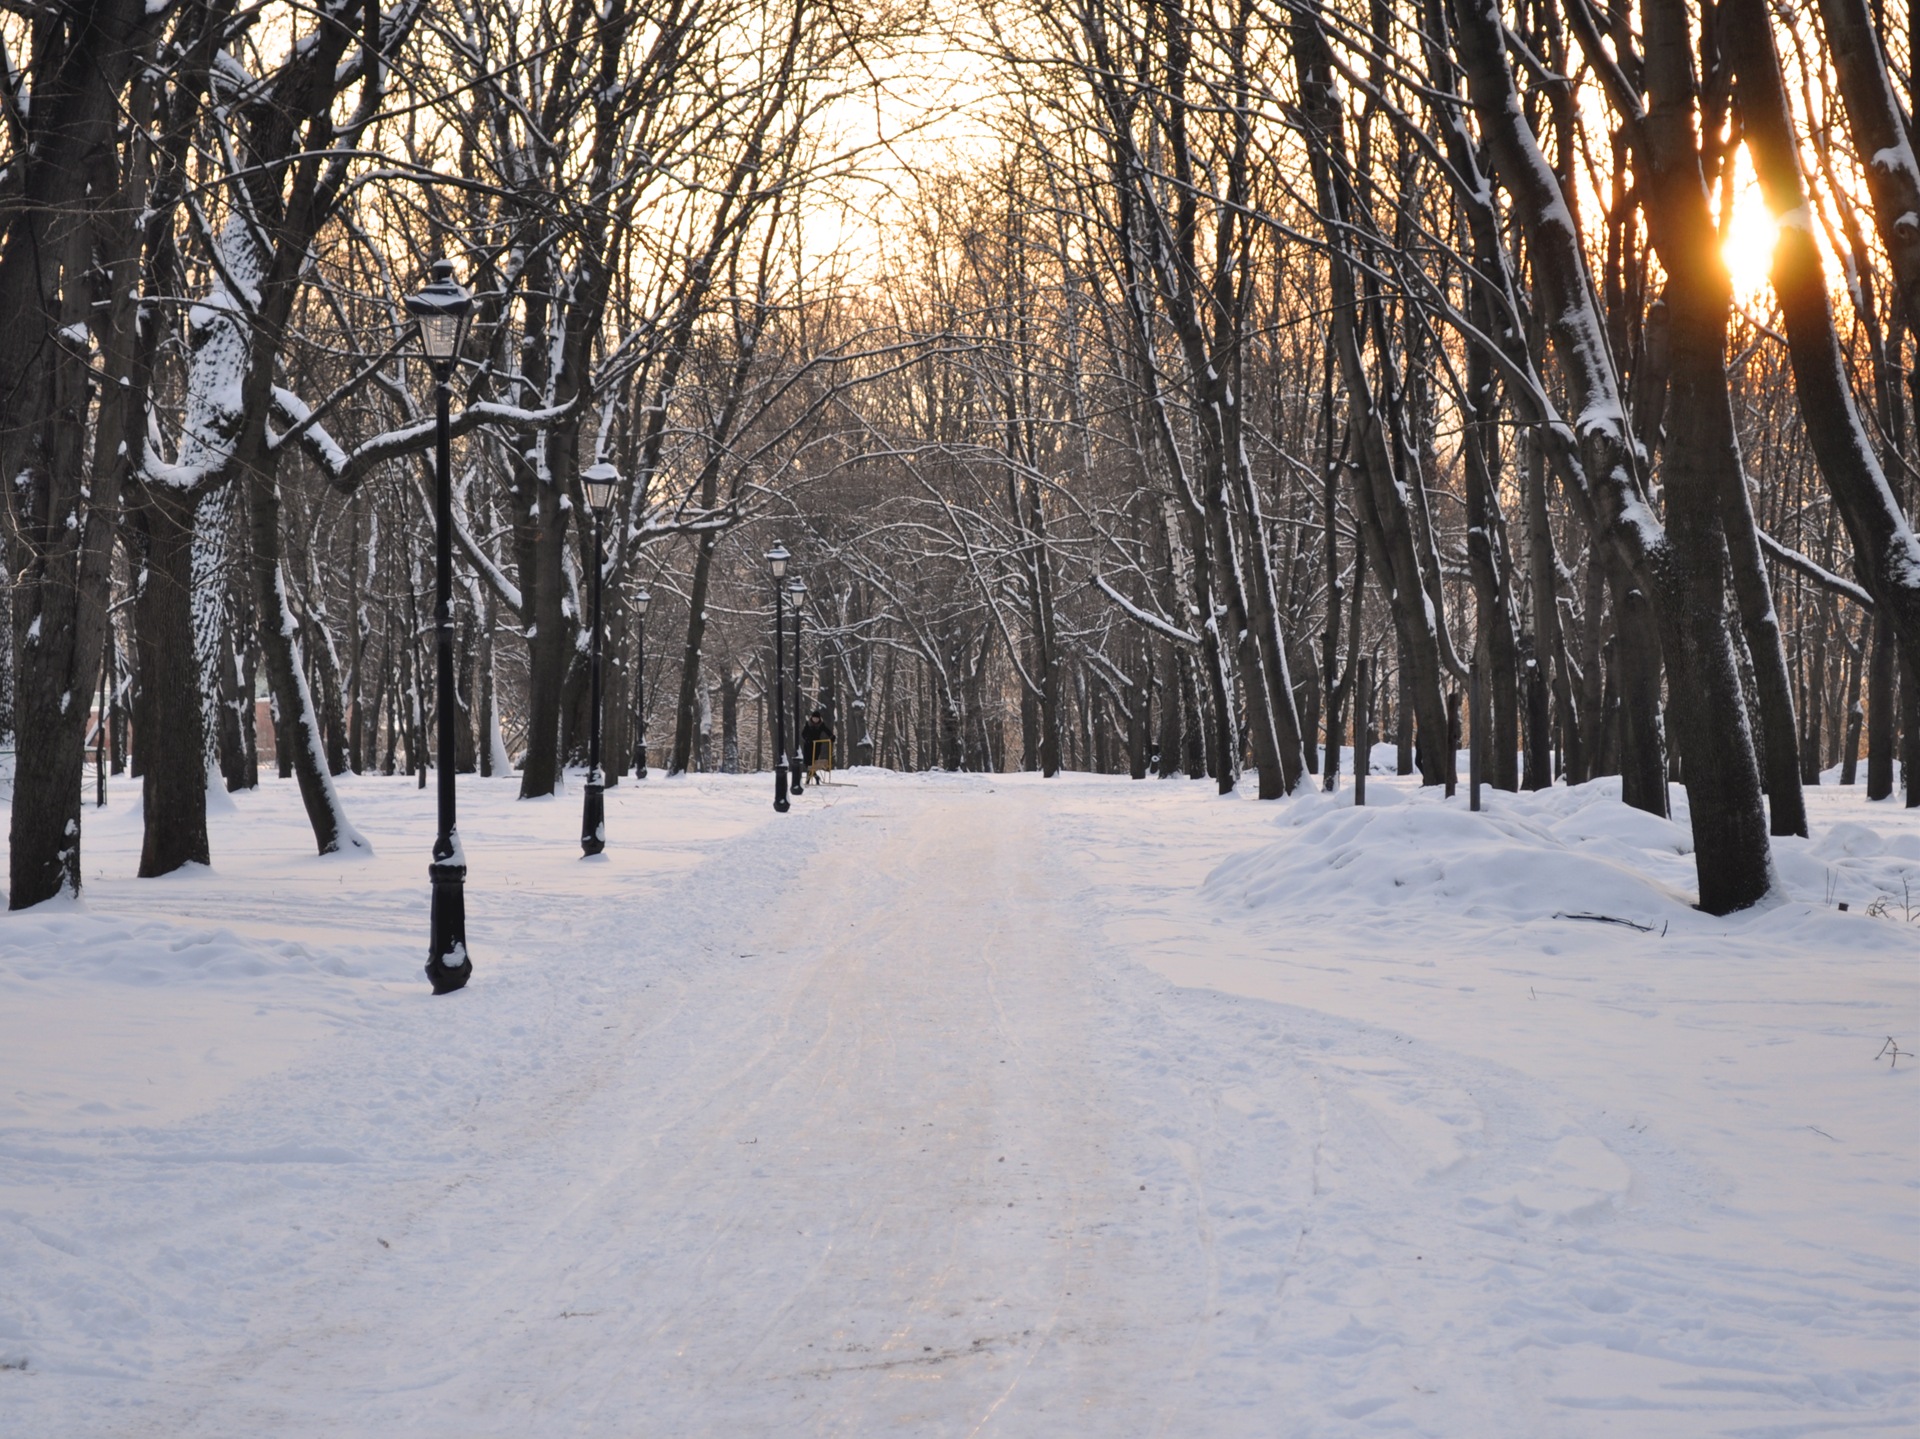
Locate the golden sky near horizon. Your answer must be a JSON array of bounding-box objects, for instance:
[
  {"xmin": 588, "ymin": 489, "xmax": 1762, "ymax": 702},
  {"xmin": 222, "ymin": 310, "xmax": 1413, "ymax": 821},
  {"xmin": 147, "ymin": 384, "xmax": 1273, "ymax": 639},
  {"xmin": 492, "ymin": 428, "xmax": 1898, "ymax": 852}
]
[{"xmin": 807, "ymin": 24, "xmax": 1799, "ymax": 310}]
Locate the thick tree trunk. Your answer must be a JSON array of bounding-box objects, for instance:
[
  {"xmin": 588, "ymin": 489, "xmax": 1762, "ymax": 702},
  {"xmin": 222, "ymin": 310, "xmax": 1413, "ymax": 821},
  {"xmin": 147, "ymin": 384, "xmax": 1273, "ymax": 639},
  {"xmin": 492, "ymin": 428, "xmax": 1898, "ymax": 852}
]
[
  {"xmin": 192, "ymin": 486, "xmax": 245, "ymax": 790},
  {"xmin": 1905, "ymin": 651, "xmax": 1919, "ymax": 808},
  {"xmin": 1868, "ymin": 609, "xmax": 1896, "ymax": 799},
  {"xmin": 1156, "ymin": 638, "xmax": 1184, "ymax": 778},
  {"xmin": 1182, "ymin": 655, "xmax": 1211, "ymax": 779},
  {"xmin": 1128, "ymin": 634, "xmax": 1151, "ymax": 780},
  {"xmin": 722, "ymin": 668, "xmax": 742, "ymax": 773},
  {"xmin": 1463, "ymin": 333, "xmax": 1522, "ymax": 791},
  {"xmin": 1841, "ymin": 617, "xmax": 1866, "ymax": 785},
  {"xmin": 1320, "ymin": 423, "xmax": 1348, "ymax": 789},
  {"xmin": 0, "ymin": 0, "xmax": 157, "ymax": 907},
  {"xmin": 132, "ymin": 486, "xmax": 210, "ymax": 876},
  {"xmin": 1013, "ymin": 470, "xmax": 1064, "ymax": 777},
  {"xmin": 1227, "ymin": 450, "xmax": 1308, "ymax": 795},
  {"xmin": 515, "ymin": 504, "xmax": 571, "ymax": 797},
  {"xmin": 1610, "ymin": 577, "xmax": 1668, "ymax": 816},
  {"xmin": 670, "ymin": 529, "xmax": 721, "ymax": 776},
  {"xmin": 1802, "ymin": 625, "xmax": 1827, "ymax": 786}
]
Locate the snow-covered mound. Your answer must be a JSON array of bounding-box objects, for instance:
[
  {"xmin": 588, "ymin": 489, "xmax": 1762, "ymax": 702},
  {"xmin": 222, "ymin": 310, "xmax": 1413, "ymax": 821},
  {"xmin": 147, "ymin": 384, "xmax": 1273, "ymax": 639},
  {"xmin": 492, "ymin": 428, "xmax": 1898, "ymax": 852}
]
[
  {"xmin": 1206, "ymin": 779, "xmax": 1696, "ymax": 924},
  {"xmin": 1205, "ymin": 776, "xmax": 1920, "ymax": 932},
  {"xmin": 0, "ymin": 908, "xmax": 364, "ymax": 987}
]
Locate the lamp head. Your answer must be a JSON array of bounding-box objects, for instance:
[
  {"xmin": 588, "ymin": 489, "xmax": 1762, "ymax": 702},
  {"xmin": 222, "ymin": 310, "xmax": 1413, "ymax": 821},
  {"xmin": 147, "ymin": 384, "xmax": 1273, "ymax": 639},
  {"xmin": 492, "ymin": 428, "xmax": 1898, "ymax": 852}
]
[
  {"xmin": 765, "ymin": 543, "xmax": 790, "ymax": 581},
  {"xmin": 633, "ymin": 587, "xmax": 652, "ymax": 619},
  {"xmin": 580, "ymin": 463, "xmax": 618, "ymax": 517},
  {"xmin": 405, "ymin": 259, "xmax": 473, "ymax": 365},
  {"xmin": 786, "ymin": 573, "xmax": 807, "ymax": 597}
]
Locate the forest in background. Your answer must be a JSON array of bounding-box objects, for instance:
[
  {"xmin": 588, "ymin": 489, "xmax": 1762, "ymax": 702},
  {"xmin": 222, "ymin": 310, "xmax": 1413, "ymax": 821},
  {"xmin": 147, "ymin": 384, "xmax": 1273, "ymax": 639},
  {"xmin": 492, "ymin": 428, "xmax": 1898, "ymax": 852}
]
[{"xmin": 2, "ymin": 0, "xmax": 1915, "ymax": 915}]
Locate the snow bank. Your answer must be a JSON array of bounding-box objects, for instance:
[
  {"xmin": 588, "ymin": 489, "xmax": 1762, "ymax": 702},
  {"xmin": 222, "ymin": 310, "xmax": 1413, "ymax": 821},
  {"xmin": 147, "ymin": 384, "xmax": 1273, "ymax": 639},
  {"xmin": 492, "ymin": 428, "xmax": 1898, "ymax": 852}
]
[
  {"xmin": 1205, "ymin": 776, "xmax": 1920, "ymax": 948},
  {"xmin": 0, "ymin": 911, "xmax": 363, "ymax": 987},
  {"xmin": 1206, "ymin": 780, "xmax": 1695, "ymax": 924}
]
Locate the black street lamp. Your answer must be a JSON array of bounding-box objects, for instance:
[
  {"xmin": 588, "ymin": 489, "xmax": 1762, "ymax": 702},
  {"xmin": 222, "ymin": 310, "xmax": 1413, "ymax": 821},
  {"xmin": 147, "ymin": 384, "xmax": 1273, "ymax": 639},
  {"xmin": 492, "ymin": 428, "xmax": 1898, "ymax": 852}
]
[
  {"xmin": 787, "ymin": 573, "xmax": 807, "ymax": 790},
  {"xmin": 767, "ymin": 544, "xmax": 791, "ymax": 812},
  {"xmin": 405, "ymin": 259, "xmax": 475, "ymax": 995},
  {"xmin": 632, "ymin": 585, "xmax": 651, "ymax": 779},
  {"xmin": 580, "ymin": 463, "xmax": 617, "ymax": 856}
]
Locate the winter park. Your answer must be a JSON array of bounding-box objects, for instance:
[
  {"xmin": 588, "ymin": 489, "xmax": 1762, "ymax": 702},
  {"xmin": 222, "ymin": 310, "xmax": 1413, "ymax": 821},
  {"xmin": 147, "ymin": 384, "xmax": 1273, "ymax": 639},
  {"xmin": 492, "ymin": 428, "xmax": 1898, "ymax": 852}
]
[{"xmin": 3, "ymin": 1, "xmax": 1920, "ymax": 1435}]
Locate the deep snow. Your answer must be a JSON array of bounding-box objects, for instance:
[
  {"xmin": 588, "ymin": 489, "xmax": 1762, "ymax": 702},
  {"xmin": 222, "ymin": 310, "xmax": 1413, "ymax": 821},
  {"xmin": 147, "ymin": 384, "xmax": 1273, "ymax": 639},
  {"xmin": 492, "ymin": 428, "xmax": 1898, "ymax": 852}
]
[{"xmin": 1, "ymin": 764, "xmax": 1914, "ymax": 1436}]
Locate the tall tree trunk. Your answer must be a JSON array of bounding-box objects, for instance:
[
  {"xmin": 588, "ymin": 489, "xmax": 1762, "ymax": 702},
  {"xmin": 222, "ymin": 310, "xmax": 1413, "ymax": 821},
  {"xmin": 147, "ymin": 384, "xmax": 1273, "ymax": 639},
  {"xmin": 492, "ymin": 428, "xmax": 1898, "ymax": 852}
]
[
  {"xmin": 1319, "ymin": 411, "xmax": 1349, "ymax": 789},
  {"xmin": 1841, "ymin": 615, "xmax": 1866, "ymax": 786},
  {"xmin": 1610, "ymin": 574, "xmax": 1668, "ymax": 815},
  {"xmin": 1463, "ymin": 323, "xmax": 1522, "ymax": 791},
  {"xmin": 512, "ymin": 483, "xmax": 572, "ymax": 797},
  {"xmin": 670, "ymin": 529, "xmax": 721, "ymax": 776},
  {"xmin": 1015, "ymin": 469, "xmax": 1064, "ymax": 776},
  {"xmin": 1868, "ymin": 609, "xmax": 1896, "ymax": 798},
  {"xmin": 1801, "ymin": 619, "xmax": 1825, "ymax": 785},
  {"xmin": 0, "ymin": 0, "xmax": 159, "ymax": 907},
  {"xmin": 132, "ymin": 488, "xmax": 210, "ymax": 876}
]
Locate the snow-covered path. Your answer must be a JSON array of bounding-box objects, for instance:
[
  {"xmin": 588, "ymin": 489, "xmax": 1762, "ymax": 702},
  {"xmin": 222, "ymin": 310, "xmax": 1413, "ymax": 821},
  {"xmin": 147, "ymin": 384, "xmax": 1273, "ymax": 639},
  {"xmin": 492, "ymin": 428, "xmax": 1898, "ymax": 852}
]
[
  {"xmin": 3, "ymin": 771, "xmax": 1916, "ymax": 1436},
  {"xmin": 245, "ymin": 785, "xmax": 1248, "ymax": 1436}
]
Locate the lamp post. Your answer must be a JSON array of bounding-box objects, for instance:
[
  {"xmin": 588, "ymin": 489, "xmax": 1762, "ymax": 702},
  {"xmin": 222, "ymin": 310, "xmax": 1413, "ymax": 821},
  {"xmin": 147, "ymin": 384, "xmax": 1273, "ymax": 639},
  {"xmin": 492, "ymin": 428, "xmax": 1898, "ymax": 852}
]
[
  {"xmin": 787, "ymin": 573, "xmax": 807, "ymax": 789},
  {"xmin": 405, "ymin": 259, "xmax": 475, "ymax": 995},
  {"xmin": 632, "ymin": 586, "xmax": 651, "ymax": 779},
  {"xmin": 767, "ymin": 544, "xmax": 791, "ymax": 812},
  {"xmin": 579, "ymin": 463, "xmax": 617, "ymax": 856}
]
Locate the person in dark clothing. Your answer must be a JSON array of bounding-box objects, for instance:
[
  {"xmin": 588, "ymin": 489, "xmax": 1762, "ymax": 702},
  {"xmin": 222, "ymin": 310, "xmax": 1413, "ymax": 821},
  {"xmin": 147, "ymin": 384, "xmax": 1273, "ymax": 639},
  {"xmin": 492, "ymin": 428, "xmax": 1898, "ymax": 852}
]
[{"xmin": 799, "ymin": 708, "xmax": 834, "ymax": 781}]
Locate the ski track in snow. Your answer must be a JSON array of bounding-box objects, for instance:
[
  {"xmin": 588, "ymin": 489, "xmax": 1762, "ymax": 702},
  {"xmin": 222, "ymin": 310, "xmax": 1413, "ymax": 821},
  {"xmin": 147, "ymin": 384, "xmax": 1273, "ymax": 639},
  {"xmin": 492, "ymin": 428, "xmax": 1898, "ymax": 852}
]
[{"xmin": 0, "ymin": 770, "xmax": 1914, "ymax": 1437}]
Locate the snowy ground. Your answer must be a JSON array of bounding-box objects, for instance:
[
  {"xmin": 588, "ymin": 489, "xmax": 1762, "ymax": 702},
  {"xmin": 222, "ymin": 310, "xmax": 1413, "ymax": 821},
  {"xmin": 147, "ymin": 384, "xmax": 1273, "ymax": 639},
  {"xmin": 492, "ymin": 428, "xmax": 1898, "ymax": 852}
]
[{"xmin": 1, "ymin": 761, "xmax": 1915, "ymax": 1437}]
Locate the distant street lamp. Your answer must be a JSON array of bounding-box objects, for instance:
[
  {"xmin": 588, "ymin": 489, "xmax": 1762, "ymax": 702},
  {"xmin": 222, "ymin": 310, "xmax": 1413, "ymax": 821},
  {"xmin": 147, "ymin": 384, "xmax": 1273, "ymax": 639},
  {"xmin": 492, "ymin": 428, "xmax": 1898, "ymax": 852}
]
[
  {"xmin": 787, "ymin": 573, "xmax": 807, "ymax": 789},
  {"xmin": 632, "ymin": 585, "xmax": 651, "ymax": 779},
  {"xmin": 767, "ymin": 544, "xmax": 791, "ymax": 812},
  {"xmin": 405, "ymin": 259, "xmax": 475, "ymax": 995},
  {"xmin": 579, "ymin": 464, "xmax": 617, "ymax": 857}
]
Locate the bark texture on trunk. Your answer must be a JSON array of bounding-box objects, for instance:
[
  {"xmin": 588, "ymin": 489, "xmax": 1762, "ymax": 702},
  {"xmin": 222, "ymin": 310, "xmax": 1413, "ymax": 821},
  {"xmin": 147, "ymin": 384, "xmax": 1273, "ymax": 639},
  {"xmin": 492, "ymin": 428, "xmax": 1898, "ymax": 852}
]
[
  {"xmin": 1463, "ymin": 329, "xmax": 1522, "ymax": 791},
  {"xmin": 670, "ymin": 527, "xmax": 721, "ymax": 777},
  {"xmin": 132, "ymin": 487, "xmax": 210, "ymax": 876}
]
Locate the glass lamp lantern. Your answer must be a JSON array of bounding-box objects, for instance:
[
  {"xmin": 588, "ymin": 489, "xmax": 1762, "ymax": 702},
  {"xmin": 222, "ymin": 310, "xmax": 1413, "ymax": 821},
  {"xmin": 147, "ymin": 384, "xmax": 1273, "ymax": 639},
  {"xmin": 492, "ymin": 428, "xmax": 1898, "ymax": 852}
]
[
  {"xmin": 405, "ymin": 259, "xmax": 473, "ymax": 367},
  {"xmin": 581, "ymin": 463, "xmax": 618, "ymax": 516}
]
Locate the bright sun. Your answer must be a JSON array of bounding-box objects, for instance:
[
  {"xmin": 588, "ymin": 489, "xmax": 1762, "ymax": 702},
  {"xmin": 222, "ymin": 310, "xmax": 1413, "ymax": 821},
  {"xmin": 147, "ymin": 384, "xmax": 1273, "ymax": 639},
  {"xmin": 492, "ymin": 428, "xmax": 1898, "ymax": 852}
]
[{"xmin": 1720, "ymin": 144, "xmax": 1780, "ymax": 304}]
